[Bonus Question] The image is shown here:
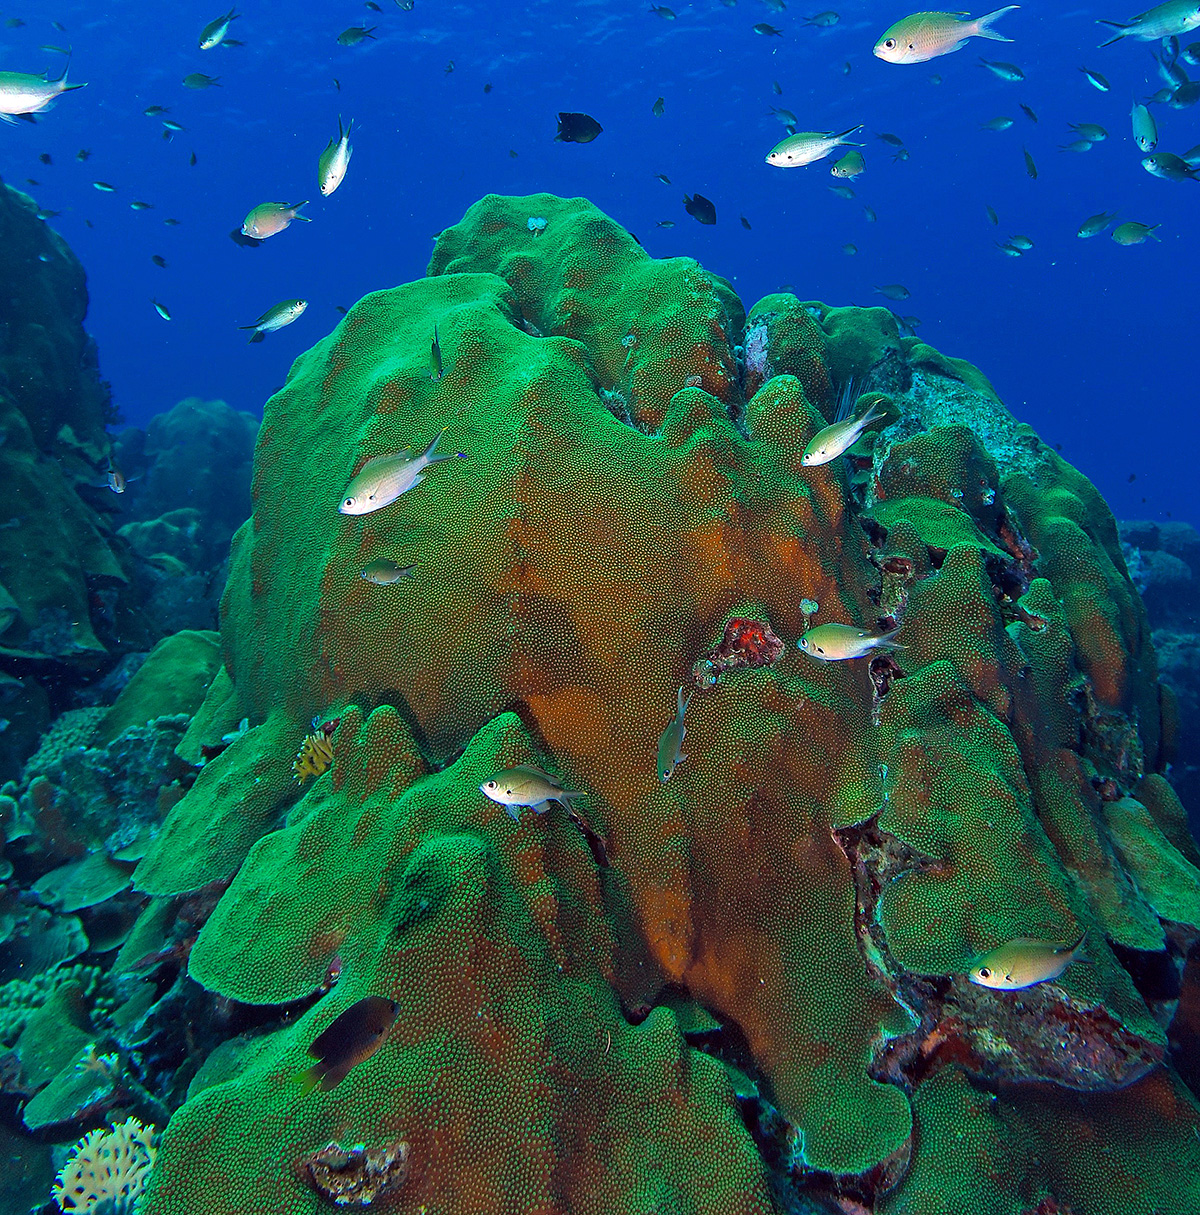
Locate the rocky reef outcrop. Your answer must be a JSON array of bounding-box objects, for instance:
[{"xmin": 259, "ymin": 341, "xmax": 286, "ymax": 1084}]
[
  {"xmin": 1120, "ymin": 518, "xmax": 1200, "ymax": 830},
  {"xmin": 11, "ymin": 194, "xmax": 1198, "ymax": 1215}
]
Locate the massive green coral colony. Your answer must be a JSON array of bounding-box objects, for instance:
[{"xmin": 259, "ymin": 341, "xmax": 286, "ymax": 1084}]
[{"xmin": 23, "ymin": 192, "xmax": 1193, "ymax": 1215}]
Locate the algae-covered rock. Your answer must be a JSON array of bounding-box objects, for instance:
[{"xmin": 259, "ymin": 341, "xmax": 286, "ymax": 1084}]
[
  {"xmin": 96, "ymin": 630, "xmax": 220, "ymax": 745},
  {"xmin": 138, "ymin": 195, "xmax": 1200, "ymax": 1215}
]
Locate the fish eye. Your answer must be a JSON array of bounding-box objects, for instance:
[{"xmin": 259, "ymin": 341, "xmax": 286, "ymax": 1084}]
[
  {"xmin": 343, "ymin": 498, "xmax": 354, "ymax": 508},
  {"xmin": 884, "ymin": 38, "xmax": 896, "ymax": 48},
  {"xmin": 978, "ymin": 967, "xmax": 991, "ymax": 978},
  {"xmin": 484, "ymin": 780, "xmax": 496, "ymax": 790}
]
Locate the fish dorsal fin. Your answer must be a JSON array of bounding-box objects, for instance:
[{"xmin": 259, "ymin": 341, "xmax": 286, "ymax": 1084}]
[{"xmin": 833, "ymin": 376, "xmax": 857, "ymax": 423}]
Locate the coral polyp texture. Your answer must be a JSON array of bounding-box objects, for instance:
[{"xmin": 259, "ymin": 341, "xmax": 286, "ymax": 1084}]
[{"xmin": 136, "ymin": 194, "xmax": 1200, "ymax": 1215}]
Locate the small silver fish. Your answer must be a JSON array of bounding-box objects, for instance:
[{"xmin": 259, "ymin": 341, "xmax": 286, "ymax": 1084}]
[
  {"xmin": 339, "ymin": 431, "xmax": 463, "ymax": 516},
  {"xmin": 797, "ymin": 623, "xmax": 903, "ymax": 660},
  {"xmin": 1131, "ymin": 100, "xmax": 1158, "ymax": 151},
  {"xmin": 199, "ymin": 6, "xmax": 239, "ymax": 50},
  {"xmin": 1077, "ymin": 210, "xmax": 1116, "ymax": 238},
  {"xmin": 1142, "ymin": 151, "xmax": 1200, "ymax": 181},
  {"xmin": 968, "ymin": 933, "xmax": 1087, "ymax": 990},
  {"xmin": 657, "ymin": 686, "xmax": 690, "ymax": 782},
  {"xmin": 766, "ymin": 125, "xmax": 864, "ymax": 168},
  {"xmin": 480, "ymin": 766, "xmax": 583, "ymax": 821},
  {"xmin": 242, "ymin": 200, "xmax": 310, "ymax": 239},
  {"xmin": 874, "ymin": 7, "xmax": 1019, "ymax": 63},
  {"xmin": 319, "ymin": 115, "xmax": 354, "ymax": 196},
  {"xmin": 360, "ymin": 559, "xmax": 416, "ymax": 585},
  {"xmin": 802, "ymin": 395, "xmax": 889, "ymax": 466},
  {"xmin": 1098, "ymin": 0, "xmax": 1200, "ymax": 46},
  {"xmin": 979, "ymin": 56, "xmax": 1025, "ymax": 80},
  {"xmin": 238, "ymin": 298, "xmax": 307, "ymax": 343},
  {"xmin": 0, "ymin": 61, "xmax": 85, "ymax": 122}
]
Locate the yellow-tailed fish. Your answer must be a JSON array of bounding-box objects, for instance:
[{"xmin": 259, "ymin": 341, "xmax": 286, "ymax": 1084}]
[
  {"xmin": 199, "ymin": 7, "xmax": 239, "ymax": 50},
  {"xmin": 294, "ymin": 996, "xmax": 399, "ymax": 1094},
  {"xmin": 480, "ymin": 766, "xmax": 583, "ymax": 822},
  {"xmin": 1112, "ymin": 220, "xmax": 1160, "ymax": 244},
  {"xmin": 831, "ymin": 149, "xmax": 865, "ymax": 177},
  {"xmin": 1098, "ymin": 0, "xmax": 1200, "ymax": 46},
  {"xmin": 238, "ymin": 298, "xmax": 307, "ymax": 343},
  {"xmin": 1131, "ymin": 101, "xmax": 1158, "ymax": 151},
  {"xmin": 360, "ymin": 559, "xmax": 415, "ymax": 585},
  {"xmin": 339, "ymin": 432, "xmax": 464, "ymax": 516},
  {"xmin": 241, "ymin": 200, "xmax": 310, "ymax": 239},
  {"xmin": 798, "ymin": 623, "xmax": 903, "ymax": 660},
  {"xmin": 0, "ymin": 60, "xmax": 85, "ymax": 122},
  {"xmin": 657, "ymin": 687, "xmax": 690, "ymax": 782},
  {"xmin": 319, "ymin": 115, "xmax": 354, "ymax": 196},
  {"xmin": 430, "ymin": 326, "xmax": 444, "ymax": 381},
  {"xmin": 968, "ymin": 933, "xmax": 1087, "ymax": 990},
  {"xmin": 873, "ymin": 7, "xmax": 1019, "ymax": 64},
  {"xmin": 766, "ymin": 125, "xmax": 863, "ymax": 168},
  {"xmin": 802, "ymin": 395, "xmax": 888, "ymax": 466}
]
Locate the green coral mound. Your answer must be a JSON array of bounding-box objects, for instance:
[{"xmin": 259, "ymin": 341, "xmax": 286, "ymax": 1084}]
[{"xmin": 137, "ymin": 195, "xmax": 1200, "ymax": 1215}]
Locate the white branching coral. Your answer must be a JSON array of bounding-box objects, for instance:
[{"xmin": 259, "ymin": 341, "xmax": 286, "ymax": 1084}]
[{"xmin": 52, "ymin": 1117, "xmax": 157, "ymax": 1213}]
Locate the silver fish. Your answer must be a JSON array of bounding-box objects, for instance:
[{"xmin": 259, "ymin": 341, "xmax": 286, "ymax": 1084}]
[
  {"xmin": 0, "ymin": 61, "xmax": 84, "ymax": 121},
  {"xmin": 657, "ymin": 686, "xmax": 690, "ymax": 782},
  {"xmin": 339, "ymin": 431, "xmax": 463, "ymax": 516},
  {"xmin": 480, "ymin": 766, "xmax": 583, "ymax": 822},
  {"xmin": 797, "ymin": 623, "xmax": 903, "ymax": 660},
  {"xmin": 802, "ymin": 396, "xmax": 888, "ymax": 466}
]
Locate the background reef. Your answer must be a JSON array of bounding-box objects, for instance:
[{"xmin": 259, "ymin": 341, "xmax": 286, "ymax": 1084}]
[{"xmin": 2, "ymin": 190, "xmax": 1200, "ymax": 1215}]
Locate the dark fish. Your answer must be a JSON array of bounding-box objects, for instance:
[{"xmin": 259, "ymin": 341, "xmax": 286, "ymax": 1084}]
[
  {"xmin": 430, "ymin": 326, "xmax": 444, "ymax": 381},
  {"xmin": 39, "ymin": 152, "xmax": 52, "ymax": 164},
  {"xmin": 654, "ymin": 173, "xmax": 671, "ymax": 183},
  {"xmin": 1019, "ymin": 102, "xmax": 1038, "ymax": 122},
  {"xmin": 1023, "ymin": 146, "xmax": 1037, "ymax": 178},
  {"xmin": 509, "ymin": 149, "xmax": 518, "ymax": 157},
  {"xmin": 76, "ymin": 149, "xmax": 91, "ymax": 160},
  {"xmin": 682, "ymin": 193, "xmax": 716, "ymax": 224},
  {"xmin": 152, "ymin": 255, "xmax": 167, "ymax": 268},
  {"xmin": 230, "ymin": 228, "xmax": 263, "ymax": 248},
  {"xmin": 740, "ymin": 214, "xmax": 752, "ymax": 229},
  {"xmin": 652, "ymin": 96, "xmax": 665, "ymax": 115},
  {"xmin": 754, "ymin": 23, "xmax": 783, "ymax": 35},
  {"xmin": 444, "ymin": 60, "xmax": 455, "ymax": 74},
  {"xmin": 190, "ymin": 151, "xmax": 198, "ymax": 166},
  {"xmin": 656, "ymin": 219, "xmax": 676, "ymax": 227},
  {"xmin": 556, "ymin": 111, "xmax": 603, "ymax": 143},
  {"xmin": 296, "ymin": 996, "xmax": 400, "ymax": 1094},
  {"xmin": 483, "ymin": 82, "xmax": 493, "ymax": 93}
]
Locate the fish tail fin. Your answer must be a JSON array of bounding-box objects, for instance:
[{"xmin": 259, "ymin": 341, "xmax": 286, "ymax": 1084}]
[
  {"xmin": 1068, "ymin": 930, "xmax": 1089, "ymax": 958},
  {"xmin": 857, "ymin": 396, "xmax": 888, "ymax": 429},
  {"xmin": 1096, "ymin": 19, "xmax": 1129, "ymax": 46},
  {"xmin": 975, "ymin": 5, "xmax": 1019, "ymax": 40},
  {"xmin": 873, "ymin": 628, "xmax": 905, "ymax": 651},
  {"xmin": 836, "ymin": 124, "xmax": 865, "ymax": 145},
  {"xmin": 293, "ymin": 1068, "xmax": 320, "ymax": 1097},
  {"xmin": 291, "ymin": 200, "xmax": 311, "ymax": 219},
  {"xmin": 247, "ymin": 330, "xmax": 265, "ymax": 344}
]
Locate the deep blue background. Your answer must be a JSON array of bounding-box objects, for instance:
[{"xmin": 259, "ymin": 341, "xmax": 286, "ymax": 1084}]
[{"xmin": 1, "ymin": 0, "xmax": 1194, "ymax": 524}]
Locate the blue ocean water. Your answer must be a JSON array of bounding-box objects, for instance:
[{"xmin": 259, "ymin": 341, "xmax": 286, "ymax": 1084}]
[{"xmin": 1, "ymin": 0, "xmax": 1193, "ymax": 524}]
